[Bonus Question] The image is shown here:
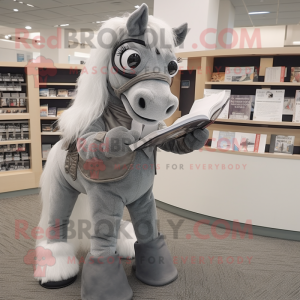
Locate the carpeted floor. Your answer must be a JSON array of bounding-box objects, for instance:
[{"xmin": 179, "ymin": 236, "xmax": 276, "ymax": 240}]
[{"xmin": 0, "ymin": 193, "xmax": 300, "ymax": 300}]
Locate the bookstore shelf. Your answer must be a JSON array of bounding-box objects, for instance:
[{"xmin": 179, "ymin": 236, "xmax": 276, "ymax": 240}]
[
  {"xmin": 40, "ymin": 117, "xmax": 59, "ymax": 120},
  {"xmin": 1, "ymin": 113, "xmax": 30, "ymax": 120},
  {"xmin": 0, "ymin": 140, "xmax": 31, "ymax": 145},
  {"xmin": 215, "ymin": 119, "xmax": 300, "ymax": 127},
  {"xmin": 39, "ymin": 97, "xmax": 73, "ymax": 100},
  {"xmin": 0, "ymin": 169, "xmax": 32, "ymax": 177},
  {"xmin": 205, "ymin": 82, "xmax": 300, "ymax": 86},
  {"xmin": 39, "ymin": 83, "xmax": 77, "ymax": 86},
  {"xmin": 203, "ymin": 146, "xmax": 300, "ymax": 160},
  {"xmin": 41, "ymin": 132, "xmax": 62, "ymax": 135}
]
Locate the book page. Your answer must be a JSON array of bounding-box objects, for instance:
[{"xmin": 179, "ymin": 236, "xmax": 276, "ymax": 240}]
[
  {"xmin": 204, "ymin": 89, "xmax": 230, "ymax": 119},
  {"xmin": 253, "ymin": 89, "xmax": 284, "ymax": 122}
]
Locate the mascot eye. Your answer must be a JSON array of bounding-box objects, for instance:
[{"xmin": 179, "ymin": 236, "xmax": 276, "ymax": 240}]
[
  {"xmin": 168, "ymin": 60, "xmax": 179, "ymax": 77},
  {"xmin": 114, "ymin": 44, "xmax": 141, "ymax": 73},
  {"xmin": 121, "ymin": 50, "xmax": 141, "ymax": 70}
]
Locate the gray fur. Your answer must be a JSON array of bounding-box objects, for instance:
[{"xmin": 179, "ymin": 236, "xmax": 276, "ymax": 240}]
[
  {"xmin": 173, "ymin": 23, "xmax": 188, "ymax": 46},
  {"xmin": 126, "ymin": 3, "xmax": 148, "ymax": 36},
  {"xmin": 41, "ymin": 4, "xmax": 209, "ymax": 298}
]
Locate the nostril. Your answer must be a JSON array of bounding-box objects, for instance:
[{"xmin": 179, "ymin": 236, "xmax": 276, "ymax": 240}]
[
  {"xmin": 166, "ymin": 105, "xmax": 174, "ymax": 114},
  {"xmin": 138, "ymin": 98, "xmax": 146, "ymax": 109}
]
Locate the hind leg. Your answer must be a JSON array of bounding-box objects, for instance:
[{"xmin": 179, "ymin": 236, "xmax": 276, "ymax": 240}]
[
  {"xmin": 81, "ymin": 190, "xmax": 133, "ymax": 300},
  {"xmin": 35, "ymin": 166, "xmax": 80, "ymax": 288}
]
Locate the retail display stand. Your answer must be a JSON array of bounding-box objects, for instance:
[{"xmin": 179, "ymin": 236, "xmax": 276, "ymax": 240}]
[
  {"xmin": 179, "ymin": 47, "xmax": 300, "ymax": 160},
  {"xmin": 0, "ymin": 62, "xmax": 83, "ymax": 193}
]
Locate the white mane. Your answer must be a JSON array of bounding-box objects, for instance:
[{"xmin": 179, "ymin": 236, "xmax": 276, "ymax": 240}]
[{"xmin": 59, "ymin": 14, "xmax": 176, "ymax": 146}]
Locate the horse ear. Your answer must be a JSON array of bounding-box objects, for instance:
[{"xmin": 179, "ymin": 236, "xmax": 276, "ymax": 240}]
[
  {"xmin": 127, "ymin": 3, "xmax": 149, "ymax": 36},
  {"xmin": 173, "ymin": 23, "xmax": 188, "ymax": 47}
]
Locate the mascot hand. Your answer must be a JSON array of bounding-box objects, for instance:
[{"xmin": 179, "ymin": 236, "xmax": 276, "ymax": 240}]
[
  {"xmin": 184, "ymin": 128, "xmax": 209, "ymax": 151},
  {"xmin": 104, "ymin": 126, "xmax": 140, "ymax": 157}
]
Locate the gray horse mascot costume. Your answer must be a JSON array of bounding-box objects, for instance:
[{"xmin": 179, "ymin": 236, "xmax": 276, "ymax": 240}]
[{"xmin": 34, "ymin": 4, "xmax": 209, "ymax": 299}]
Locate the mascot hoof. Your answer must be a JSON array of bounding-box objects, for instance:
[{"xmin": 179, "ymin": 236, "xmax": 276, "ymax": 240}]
[
  {"xmin": 133, "ymin": 233, "xmax": 178, "ymax": 286},
  {"xmin": 81, "ymin": 253, "xmax": 133, "ymax": 300},
  {"xmin": 30, "ymin": 241, "xmax": 79, "ymax": 286},
  {"xmin": 39, "ymin": 275, "xmax": 77, "ymax": 289}
]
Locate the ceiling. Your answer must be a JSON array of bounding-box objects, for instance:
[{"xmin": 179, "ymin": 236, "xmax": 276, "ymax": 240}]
[
  {"xmin": 231, "ymin": 0, "xmax": 300, "ymax": 27},
  {"xmin": 0, "ymin": 0, "xmax": 153, "ymax": 34}
]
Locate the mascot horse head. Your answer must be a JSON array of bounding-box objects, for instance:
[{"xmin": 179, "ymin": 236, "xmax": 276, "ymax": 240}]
[{"xmin": 59, "ymin": 3, "xmax": 188, "ymax": 145}]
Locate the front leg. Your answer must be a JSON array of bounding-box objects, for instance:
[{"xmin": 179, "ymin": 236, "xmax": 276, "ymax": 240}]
[{"xmin": 127, "ymin": 187, "xmax": 178, "ymax": 286}]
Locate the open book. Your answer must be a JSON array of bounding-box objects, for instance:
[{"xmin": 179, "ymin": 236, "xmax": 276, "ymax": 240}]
[{"xmin": 129, "ymin": 90, "xmax": 229, "ymax": 151}]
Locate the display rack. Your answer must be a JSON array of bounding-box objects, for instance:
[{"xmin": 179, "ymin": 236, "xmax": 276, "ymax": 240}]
[
  {"xmin": 38, "ymin": 64, "xmax": 83, "ymax": 165},
  {"xmin": 0, "ymin": 62, "xmax": 83, "ymax": 193},
  {"xmin": 178, "ymin": 47, "xmax": 300, "ymax": 159}
]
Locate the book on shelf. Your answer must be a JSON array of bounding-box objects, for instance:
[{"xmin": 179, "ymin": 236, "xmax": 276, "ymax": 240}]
[
  {"xmin": 48, "ymin": 107, "xmax": 57, "ymax": 117},
  {"xmin": 68, "ymin": 89, "xmax": 76, "ymax": 97},
  {"xmin": 42, "ymin": 144, "xmax": 51, "ymax": 159},
  {"xmin": 269, "ymin": 135, "xmax": 295, "ymax": 155},
  {"xmin": 39, "ymin": 88, "xmax": 49, "ymax": 97},
  {"xmin": 204, "ymin": 89, "xmax": 230, "ymax": 119},
  {"xmin": 253, "ymin": 89, "xmax": 285, "ymax": 122},
  {"xmin": 211, "ymin": 131, "xmax": 267, "ymax": 153},
  {"xmin": 40, "ymin": 104, "xmax": 48, "ymax": 117},
  {"xmin": 228, "ymin": 95, "xmax": 252, "ymax": 120},
  {"xmin": 224, "ymin": 66, "xmax": 255, "ymax": 82},
  {"xmin": 290, "ymin": 67, "xmax": 300, "ymax": 83},
  {"xmin": 129, "ymin": 91, "xmax": 229, "ymax": 151},
  {"xmin": 293, "ymin": 90, "xmax": 300, "ymax": 122},
  {"xmin": 264, "ymin": 67, "xmax": 285, "ymax": 82},
  {"xmin": 283, "ymin": 97, "xmax": 295, "ymax": 115},
  {"xmin": 49, "ymin": 88, "xmax": 56, "ymax": 97},
  {"xmin": 57, "ymin": 89, "xmax": 68, "ymax": 97},
  {"xmin": 57, "ymin": 108, "xmax": 66, "ymax": 117},
  {"xmin": 211, "ymin": 72, "xmax": 225, "ymax": 82}
]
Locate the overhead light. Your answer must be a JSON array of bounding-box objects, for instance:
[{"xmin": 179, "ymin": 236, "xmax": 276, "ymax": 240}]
[
  {"xmin": 248, "ymin": 11, "xmax": 270, "ymax": 15},
  {"xmin": 8, "ymin": 35, "xmax": 11, "ymax": 37},
  {"xmin": 1, "ymin": 39, "xmax": 14, "ymax": 43},
  {"xmin": 135, "ymin": 5, "xmax": 140, "ymax": 8},
  {"xmin": 94, "ymin": 21, "xmax": 106, "ymax": 24},
  {"xmin": 27, "ymin": 4, "xmax": 34, "ymax": 7},
  {"xmin": 5, "ymin": 35, "xmax": 9, "ymax": 39},
  {"xmin": 19, "ymin": 1, "xmax": 23, "ymax": 3},
  {"xmin": 13, "ymin": 9, "xmax": 18, "ymax": 11},
  {"xmin": 60, "ymin": 24, "xmax": 69, "ymax": 27},
  {"xmin": 293, "ymin": 41, "xmax": 300, "ymax": 45},
  {"xmin": 25, "ymin": 26, "xmax": 31, "ymax": 29},
  {"xmin": 74, "ymin": 52, "xmax": 90, "ymax": 58}
]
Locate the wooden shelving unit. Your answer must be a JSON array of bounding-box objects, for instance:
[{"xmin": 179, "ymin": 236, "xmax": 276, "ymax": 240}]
[
  {"xmin": 0, "ymin": 62, "xmax": 83, "ymax": 193},
  {"xmin": 41, "ymin": 132, "xmax": 62, "ymax": 135},
  {"xmin": 38, "ymin": 64, "xmax": 83, "ymax": 165},
  {"xmin": 176, "ymin": 47, "xmax": 300, "ymax": 159}
]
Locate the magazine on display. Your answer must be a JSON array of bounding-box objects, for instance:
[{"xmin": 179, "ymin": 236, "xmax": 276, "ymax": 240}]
[
  {"xmin": 293, "ymin": 90, "xmax": 300, "ymax": 122},
  {"xmin": 228, "ymin": 95, "xmax": 252, "ymax": 120},
  {"xmin": 129, "ymin": 91, "xmax": 229, "ymax": 151},
  {"xmin": 211, "ymin": 72, "xmax": 225, "ymax": 82},
  {"xmin": 224, "ymin": 66, "xmax": 255, "ymax": 82},
  {"xmin": 211, "ymin": 130, "xmax": 267, "ymax": 153},
  {"xmin": 283, "ymin": 97, "xmax": 295, "ymax": 115},
  {"xmin": 39, "ymin": 89, "xmax": 49, "ymax": 97},
  {"xmin": 204, "ymin": 89, "xmax": 231, "ymax": 119},
  {"xmin": 264, "ymin": 67, "xmax": 285, "ymax": 82},
  {"xmin": 290, "ymin": 67, "xmax": 300, "ymax": 82},
  {"xmin": 57, "ymin": 89, "xmax": 68, "ymax": 97},
  {"xmin": 253, "ymin": 89, "xmax": 285, "ymax": 122},
  {"xmin": 40, "ymin": 104, "xmax": 48, "ymax": 117},
  {"xmin": 269, "ymin": 135, "xmax": 295, "ymax": 155}
]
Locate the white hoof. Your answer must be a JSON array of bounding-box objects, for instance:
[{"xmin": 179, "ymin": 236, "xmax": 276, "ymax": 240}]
[
  {"xmin": 117, "ymin": 220, "xmax": 137, "ymax": 259},
  {"xmin": 25, "ymin": 241, "xmax": 79, "ymax": 284}
]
